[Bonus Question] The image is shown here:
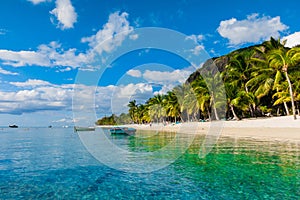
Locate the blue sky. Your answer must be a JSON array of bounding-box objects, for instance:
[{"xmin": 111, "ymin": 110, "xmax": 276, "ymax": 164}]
[{"xmin": 1, "ymin": 0, "xmax": 300, "ymax": 127}]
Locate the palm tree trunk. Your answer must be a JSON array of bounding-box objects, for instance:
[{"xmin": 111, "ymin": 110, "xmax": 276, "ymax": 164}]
[
  {"xmin": 211, "ymin": 94, "xmax": 219, "ymax": 120},
  {"xmin": 249, "ymin": 105, "xmax": 254, "ymax": 117},
  {"xmin": 230, "ymin": 105, "xmax": 240, "ymax": 120},
  {"xmin": 284, "ymin": 102, "xmax": 290, "ymax": 116},
  {"xmin": 284, "ymin": 71, "xmax": 297, "ymax": 120},
  {"xmin": 206, "ymin": 106, "xmax": 211, "ymax": 121},
  {"xmin": 277, "ymin": 107, "xmax": 280, "ymax": 116}
]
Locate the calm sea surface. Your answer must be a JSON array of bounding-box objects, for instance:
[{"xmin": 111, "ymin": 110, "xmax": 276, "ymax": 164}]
[{"xmin": 0, "ymin": 127, "xmax": 299, "ymax": 199}]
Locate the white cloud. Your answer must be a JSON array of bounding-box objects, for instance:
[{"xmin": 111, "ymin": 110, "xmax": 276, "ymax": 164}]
[
  {"xmin": 9, "ymin": 79, "xmax": 51, "ymax": 87},
  {"xmin": 185, "ymin": 34, "xmax": 205, "ymax": 55},
  {"xmin": 185, "ymin": 34, "xmax": 205, "ymax": 43},
  {"xmin": 143, "ymin": 68, "xmax": 193, "ymax": 84},
  {"xmin": 0, "ymin": 41, "xmax": 88, "ymax": 68},
  {"xmin": 1, "ymin": 80, "xmax": 74, "ymax": 115},
  {"xmin": 191, "ymin": 45, "xmax": 205, "ymax": 55},
  {"xmin": 37, "ymin": 41, "xmax": 89, "ymax": 67},
  {"xmin": 0, "ymin": 49, "xmax": 50, "ymax": 67},
  {"xmin": 56, "ymin": 67, "xmax": 72, "ymax": 72},
  {"xmin": 0, "ymin": 67, "xmax": 18, "ymax": 75},
  {"xmin": 81, "ymin": 11, "xmax": 133, "ymax": 55},
  {"xmin": 0, "ymin": 12, "xmax": 132, "ymax": 69},
  {"xmin": 126, "ymin": 69, "xmax": 142, "ymax": 77},
  {"xmin": 217, "ymin": 13, "xmax": 288, "ymax": 45},
  {"xmin": 114, "ymin": 83, "xmax": 152, "ymax": 99},
  {"xmin": 129, "ymin": 34, "xmax": 139, "ymax": 40},
  {"xmin": 27, "ymin": 0, "xmax": 49, "ymax": 5},
  {"xmin": 111, "ymin": 83, "xmax": 153, "ymax": 114},
  {"xmin": 283, "ymin": 32, "xmax": 300, "ymax": 48},
  {"xmin": 50, "ymin": 0, "xmax": 77, "ymax": 30}
]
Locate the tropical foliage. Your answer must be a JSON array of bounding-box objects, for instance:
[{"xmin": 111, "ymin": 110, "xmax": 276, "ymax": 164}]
[
  {"xmin": 96, "ymin": 37, "xmax": 300, "ymax": 125},
  {"xmin": 95, "ymin": 113, "xmax": 131, "ymax": 125}
]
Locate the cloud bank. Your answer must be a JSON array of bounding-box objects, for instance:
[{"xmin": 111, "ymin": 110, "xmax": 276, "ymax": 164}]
[
  {"xmin": 0, "ymin": 12, "xmax": 132, "ymax": 70},
  {"xmin": 217, "ymin": 13, "xmax": 288, "ymax": 45}
]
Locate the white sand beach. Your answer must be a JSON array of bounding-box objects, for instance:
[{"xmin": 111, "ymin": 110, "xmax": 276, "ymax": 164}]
[{"xmin": 128, "ymin": 116, "xmax": 300, "ymax": 142}]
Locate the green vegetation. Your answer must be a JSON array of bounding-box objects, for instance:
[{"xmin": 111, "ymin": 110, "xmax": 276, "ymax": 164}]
[
  {"xmin": 97, "ymin": 37, "xmax": 300, "ymax": 125},
  {"xmin": 95, "ymin": 113, "xmax": 131, "ymax": 125}
]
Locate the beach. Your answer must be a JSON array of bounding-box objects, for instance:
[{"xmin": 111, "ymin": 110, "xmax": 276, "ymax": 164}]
[{"xmin": 128, "ymin": 116, "xmax": 300, "ymax": 142}]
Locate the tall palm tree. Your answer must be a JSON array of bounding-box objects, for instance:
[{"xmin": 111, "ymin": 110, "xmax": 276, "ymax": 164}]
[
  {"xmin": 191, "ymin": 76, "xmax": 211, "ymax": 120},
  {"xmin": 200, "ymin": 69, "xmax": 227, "ymax": 120},
  {"xmin": 246, "ymin": 38, "xmax": 287, "ymax": 116},
  {"xmin": 172, "ymin": 84, "xmax": 189, "ymax": 122},
  {"xmin": 267, "ymin": 47, "xmax": 300, "ymax": 119},
  {"xmin": 128, "ymin": 100, "xmax": 138, "ymax": 123},
  {"xmin": 183, "ymin": 85, "xmax": 199, "ymax": 121},
  {"xmin": 163, "ymin": 91, "xmax": 180, "ymax": 123},
  {"xmin": 224, "ymin": 51, "xmax": 257, "ymax": 117},
  {"xmin": 147, "ymin": 94, "xmax": 165, "ymax": 123}
]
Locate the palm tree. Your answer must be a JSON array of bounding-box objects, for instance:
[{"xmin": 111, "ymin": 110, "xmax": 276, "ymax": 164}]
[
  {"xmin": 267, "ymin": 47, "xmax": 300, "ymax": 119},
  {"xmin": 183, "ymin": 85, "xmax": 199, "ymax": 121},
  {"xmin": 272, "ymin": 82, "xmax": 291, "ymax": 115},
  {"xmin": 200, "ymin": 69, "xmax": 227, "ymax": 121},
  {"xmin": 128, "ymin": 100, "xmax": 138, "ymax": 123},
  {"xmin": 172, "ymin": 85, "xmax": 189, "ymax": 122},
  {"xmin": 163, "ymin": 91, "xmax": 180, "ymax": 123},
  {"xmin": 224, "ymin": 51, "xmax": 257, "ymax": 117},
  {"xmin": 261, "ymin": 37, "xmax": 286, "ymax": 52},
  {"xmin": 246, "ymin": 38, "xmax": 288, "ymax": 116},
  {"xmin": 136, "ymin": 104, "xmax": 150, "ymax": 124},
  {"xmin": 191, "ymin": 76, "xmax": 211, "ymax": 120},
  {"xmin": 147, "ymin": 94, "xmax": 165, "ymax": 123}
]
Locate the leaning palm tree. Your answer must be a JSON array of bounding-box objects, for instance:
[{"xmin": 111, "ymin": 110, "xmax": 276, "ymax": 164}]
[{"xmin": 267, "ymin": 47, "xmax": 300, "ymax": 119}]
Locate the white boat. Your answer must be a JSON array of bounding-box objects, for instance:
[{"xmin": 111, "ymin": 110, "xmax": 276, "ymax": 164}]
[
  {"xmin": 74, "ymin": 126, "xmax": 95, "ymax": 132},
  {"xmin": 110, "ymin": 127, "xmax": 136, "ymax": 135}
]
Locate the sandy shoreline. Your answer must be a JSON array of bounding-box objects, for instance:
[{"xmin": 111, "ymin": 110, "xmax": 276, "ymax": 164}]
[{"xmin": 125, "ymin": 116, "xmax": 300, "ymax": 143}]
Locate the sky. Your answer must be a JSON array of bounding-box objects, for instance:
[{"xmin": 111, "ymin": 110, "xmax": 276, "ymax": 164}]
[{"xmin": 1, "ymin": 0, "xmax": 300, "ymax": 127}]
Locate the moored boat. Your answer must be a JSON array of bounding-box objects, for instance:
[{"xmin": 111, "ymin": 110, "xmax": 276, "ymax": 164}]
[
  {"xmin": 9, "ymin": 125, "xmax": 18, "ymax": 128},
  {"xmin": 110, "ymin": 127, "xmax": 136, "ymax": 135},
  {"xmin": 74, "ymin": 126, "xmax": 95, "ymax": 132}
]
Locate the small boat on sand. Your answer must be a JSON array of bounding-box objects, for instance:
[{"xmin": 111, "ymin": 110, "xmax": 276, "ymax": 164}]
[
  {"xmin": 110, "ymin": 127, "xmax": 136, "ymax": 135},
  {"xmin": 9, "ymin": 125, "xmax": 18, "ymax": 128},
  {"xmin": 74, "ymin": 126, "xmax": 95, "ymax": 132}
]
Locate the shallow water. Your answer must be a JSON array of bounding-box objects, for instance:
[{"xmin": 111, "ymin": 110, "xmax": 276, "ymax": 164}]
[{"xmin": 0, "ymin": 128, "xmax": 299, "ymax": 199}]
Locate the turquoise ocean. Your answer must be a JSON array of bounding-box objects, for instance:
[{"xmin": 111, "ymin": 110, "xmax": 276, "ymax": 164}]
[{"xmin": 0, "ymin": 127, "xmax": 299, "ymax": 199}]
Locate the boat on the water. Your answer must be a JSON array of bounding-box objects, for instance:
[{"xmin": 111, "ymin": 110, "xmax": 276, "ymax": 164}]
[
  {"xmin": 110, "ymin": 127, "xmax": 136, "ymax": 135},
  {"xmin": 9, "ymin": 125, "xmax": 18, "ymax": 128},
  {"xmin": 74, "ymin": 126, "xmax": 95, "ymax": 132}
]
